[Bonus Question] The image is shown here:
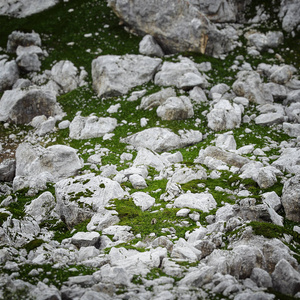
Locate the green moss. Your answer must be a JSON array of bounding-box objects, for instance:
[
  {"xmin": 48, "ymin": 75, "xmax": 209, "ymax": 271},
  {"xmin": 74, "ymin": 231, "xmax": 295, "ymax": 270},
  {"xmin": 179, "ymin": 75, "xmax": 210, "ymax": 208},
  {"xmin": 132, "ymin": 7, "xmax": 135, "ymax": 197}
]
[
  {"xmin": 0, "ymin": 212, "xmax": 9, "ymax": 226},
  {"xmin": 24, "ymin": 239, "xmax": 45, "ymax": 252}
]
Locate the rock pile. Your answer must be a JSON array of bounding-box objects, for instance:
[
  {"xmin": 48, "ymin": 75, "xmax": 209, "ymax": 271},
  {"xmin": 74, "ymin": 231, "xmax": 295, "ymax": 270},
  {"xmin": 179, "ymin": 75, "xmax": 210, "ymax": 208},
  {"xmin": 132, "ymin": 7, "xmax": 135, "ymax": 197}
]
[{"xmin": 0, "ymin": 0, "xmax": 300, "ymax": 299}]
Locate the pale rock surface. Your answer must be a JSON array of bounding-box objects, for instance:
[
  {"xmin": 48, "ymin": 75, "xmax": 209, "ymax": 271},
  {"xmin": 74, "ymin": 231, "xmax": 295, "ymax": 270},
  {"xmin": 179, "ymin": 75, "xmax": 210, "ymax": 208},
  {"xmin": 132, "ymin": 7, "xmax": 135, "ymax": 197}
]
[
  {"xmin": 132, "ymin": 148, "xmax": 171, "ymax": 171},
  {"xmin": 131, "ymin": 192, "xmax": 155, "ymax": 211},
  {"xmin": 255, "ymin": 113, "xmax": 284, "ymax": 126},
  {"xmin": 92, "ymin": 54, "xmax": 162, "ymax": 97},
  {"xmin": 283, "ymin": 122, "xmax": 300, "ymax": 137},
  {"xmin": 7, "ymin": 30, "xmax": 41, "ymax": 53},
  {"xmin": 69, "ymin": 115, "xmax": 117, "ymax": 139},
  {"xmin": 139, "ymin": 87, "xmax": 176, "ymax": 110},
  {"xmin": 209, "ymin": 83, "xmax": 230, "ymax": 98},
  {"xmin": 281, "ymin": 174, "xmax": 300, "ymax": 222},
  {"xmin": 285, "ymin": 103, "xmax": 300, "ymax": 122},
  {"xmin": 207, "ymin": 99, "xmax": 242, "ymax": 131},
  {"xmin": 197, "ymin": 146, "xmax": 249, "ymax": 168},
  {"xmin": 171, "ymin": 238, "xmax": 202, "ymax": 262},
  {"xmin": 250, "ymin": 267, "xmax": 273, "ymax": 288},
  {"xmin": 0, "ymin": 56, "xmax": 19, "ymax": 92},
  {"xmin": 168, "ymin": 166, "xmax": 207, "ymax": 185},
  {"xmin": 36, "ymin": 116, "xmax": 56, "ymax": 136},
  {"xmin": 279, "ymin": 0, "xmax": 300, "ymax": 32},
  {"xmin": 121, "ymin": 127, "xmax": 202, "ymax": 152},
  {"xmin": 87, "ymin": 209, "xmax": 119, "ymax": 231},
  {"xmin": 102, "ymin": 225, "xmax": 134, "ymax": 243},
  {"xmin": 233, "ymin": 71, "xmax": 273, "ymax": 104},
  {"xmin": 247, "ymin": 31, "xmax": 284, "ymax": 52},
  {"xmin": 272, "ymin": 148, "xmax": 300, "ymax": 174},
  {"xmin": 154, "ymin": 58, "xmax": 207, "ymax": 89},
  {"xmin": 0, "ymin": 159, "xmax": 16, "ymax": 182},
  {"xmin": 0, "ymin": 88, "xmax": 61, "ymax": 124},
  {"xmin": 174, "ymin": 192, "xmax": 217, "ymax": 212},
  {"xmin": 270, "ymin": 65, "xmax": 294, "ymax": 84},
  {"xmin": 13, "ymin": 143, "xmax": 83, "ymax": 192},
  {"xmin": 215, "ymin": 134, "xmax": 237, "ymax": 151},
  {"xmin": 24, "ymin": 191, "xmax": 56, "ymax": 224},
  {"xmin": 272, "ymin": 259, "xmax": 300, "ymax": 296},
  {"xmin": 139, "ymin": 34, "xmax": 164, "ymax": 57},
  {"xmin": 0, "ymin": 0, "xmax": 59, "ymax": 18},
  {"xmin": 129, "ymin": 174, "xmax": 147, "ymax": 189},
  {"xmin": 189, "ymin": 86, "xmax": 208, "ymax": 103},
  {"xmin": 108, "ymin": 0, "xmax": 232, "ymax": 57},
  {"xmin": 261, "ymin": 191, "xmax": 281, "ymax": 211},
  {"xmin": 71, "ymin": 231, "xmax": 101, "ymax": 249},
  {"xmin": 156, "ymin": 96, "xmax": 194, "ymax": 120},
  {"xmin": 50, "ymin": 60, "xmax": 87, "ymax": 94},
  {"xmin": 55, "ymin": 173, "xmax": 125, "ymax": 228},
  {"xmin": 16, "ymin": 52, "xmax": 41, "ymax": 72}
]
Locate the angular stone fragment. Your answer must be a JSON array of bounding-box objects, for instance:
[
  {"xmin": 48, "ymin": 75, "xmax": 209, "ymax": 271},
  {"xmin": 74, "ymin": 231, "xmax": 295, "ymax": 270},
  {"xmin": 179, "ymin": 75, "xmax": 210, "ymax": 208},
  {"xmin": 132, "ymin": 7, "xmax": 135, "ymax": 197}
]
[
  {"xmin": 71, "ymin": 231, "xmax": 101, "ymax": 249},
  {"xmin": 92, "ymin": 54, "xmax": 162, "ymax": 97},
  {"xmin": 0, "ymin": 56, "xmax": 19, "ymax": 92}
]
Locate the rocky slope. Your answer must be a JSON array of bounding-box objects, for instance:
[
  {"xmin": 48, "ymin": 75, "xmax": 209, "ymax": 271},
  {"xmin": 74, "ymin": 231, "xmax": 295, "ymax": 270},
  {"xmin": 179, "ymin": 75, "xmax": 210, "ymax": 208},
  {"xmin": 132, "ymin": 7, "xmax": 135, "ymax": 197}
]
[{"xmin": 0, "ymin": 0, "xmax": 300, "ymax": 299}]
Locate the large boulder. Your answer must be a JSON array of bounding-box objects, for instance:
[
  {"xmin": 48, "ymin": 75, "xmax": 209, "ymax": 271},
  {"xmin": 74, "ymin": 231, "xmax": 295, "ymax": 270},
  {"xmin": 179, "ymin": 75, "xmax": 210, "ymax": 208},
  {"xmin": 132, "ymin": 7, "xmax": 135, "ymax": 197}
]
[
  {"xmin": 55, "ymin": 174, "xmax": 125, "ymax": 228},
  {"xmin": 0, "ymin": 56, "xmax": 19, "ymax": 92},
  {"xmin": 92, "ymin": 54, "xmax": 162, "ymax": 98},
  {"xmin": 278, "ymin": 0, "xmax": 300, "ymax": 32},
  {"xmin": 207, "ymin": 99, "xmax": 242, "ymax": 131},
  {"xmin": 154, "ymin": 58, "xmax": 208, "ymax": 89},
  {"xmin": 7, "ymin": 31, "xmax": 41, "ymax": 53},
  {"xmin": 69, "ymin": 115, "xmax": 117, "ymax": 140},
  {"xmin": 107, "ymin": 0, "xmax": 233, "ymax": 57},
  {"xmin": 281, "ymin": 175, "xmax": 300, "ymax": 222},
  {"xmin": 121, "ymin": 127, "xmax": 202, "ymax": 152},
  {"xmin": 156, "ymin": 96, "xmax": 194, "ymax": 120},
  {"xmin": 0, "ymin": 88, "xmax": 62, "ymax": 124},
  {"xmin": 13, "ymin": 143, "xmax": 83, "ymax": 192},
  {"xmin": 0, "ymin": 0, "xmax": 59, "ymax": 18}
]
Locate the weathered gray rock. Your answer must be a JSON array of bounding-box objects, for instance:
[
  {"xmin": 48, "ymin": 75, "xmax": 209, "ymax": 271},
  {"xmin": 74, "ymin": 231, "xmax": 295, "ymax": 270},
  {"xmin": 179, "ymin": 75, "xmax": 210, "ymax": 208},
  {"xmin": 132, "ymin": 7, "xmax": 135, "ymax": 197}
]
[
  {"xmin": 189, "ymin": 86, "xmax": 208, "ymax": 103},
  {"xmin": 283, "ymin": 123, "xmax": 300, "ymax": 137},
  {"xmin": 0, "ymin": 159, "xmax": 16, "ymax": 182},
  {"xmin": 55, "ymin": 174, "xmax": 125, "ymax": 228},
  {"xmin": 51, "ymin": 60, "xmax": 87, "ymax": 94},
  {"xmin": 209, "ymin": 83, "xmax": 230, "ymax": 98},
  {"xmin": 92, "ymin": 54, "xmax": 162, "ymax": 97},
  {"xmin": 71, "ymin": 231, "xmax": 101, "ymax": 249},
  {"xmin": 270, "ymin": 65, "xmax": 294, "ymax": 84},
  {"xmin": 281, "ymin": 175, "xmax": 300, "ymax": 222},
  {"xmin": 215, "ymin": 134, "xmax": 237, "ymax": 151},
  {"xmin": 285, "ymin": 103, "xmax": 300, "ymax": 123},
  {"xmin": 0, "ymin": 0, "xmax": 59, "ymax": 18},
  {"xmin": 16, "ymin": 45, "xmax": 44, "ymax": 57},
  {"xmin": 168, "ymin": 166, "xmax": 207, "ymax": 185},
  {"xmin": 13, "ymin": 143, "xmax": 83, "ymax": 192},
  {"xmin": 284, "ymin": 90, "xmax": 300, "ymax": 106},
  {"xmin": 87, "ymin": 209, "xmax": 119, "ymax": 231},
  {"xmin": 139, "ymin": 88, "xmax": 176, "ymax": 110},
  {"xmin": 0, "ymin": 56, "xmax": 19, "ymax": 92},
  {"xmin": 129, "ymin": 174, "xmax": 147, "ymax": 189},
  {"xmin": 29, "ymin": 282, "xmax": 61, "ymax": 300},
  {"xmin": 247, "ymin": 31, "xmax": 284, "ymax": 52},
  {"xmin": 131, "ymin": 192, "xmax": 155, "ymax": 211},
  {"xmin": 121, "ymin": 127, "xmax": 202, "ymax": 152},
  {"xmin": 16, "ymin": 53, "xmax": 41, "ymax": 72},
  {"xmin": 272, "ymin": 148, "xmax": 300, "ymax": 174},
  {"xmin": 250, "ymin": 267, "xmax": 273, "ymax": 288},
  {"xmin": 174, "ymin": 192, "xmax": 217, "ymax": 212},
  {"xmin": 272, "ymin": 259, "xmax": 300, "ymax": 296},
  {"xmin": 0, "ymin": 88, "xmax": 62, "ymax": 124},
  {"xmin": 261, "ymin": 191, "xmax": 281, "ymax": 211},
  {"xmin": 69, "ymin": 115, "xmax": 117, "ymax": 139},
  {"xmin": 24, "ymin": 191, "xmax": 56, "ymax": 223},
  {"xmin": 156, "ymin": 96, "xmax": 194, "ymax": 120},
  {"xmin": 279, "ymin": 0, "xmax": 300, "ymax": 32},
  {"xmin": 233, "ymin": 71, "xmax": 273, "ymax": 105},
  {"xmin": 154, "ymin": 58, "xmax": 207, "ymax": 89},
  {"xmin": 197, "ymin": 146, "xmax": 249, "ymax": 168},
  {"xmin": 36, "ymin": 116, "xmax": 56, "ymax": 136},
  {"xmin": 207, "ymin": 99, "xmax": 242, "ymax": 131},
  {"xmin": 7, "ymin": 31, "xmax": 41, "ymax": 53},
  {"xmin": 139, "ymin": 35, "xmax": 164, "ymax": 57},
  {"xmin": 189, "ymin": 0, "xmax": 249, "ymax": 23},
  {"xmin": 108, "ymin": 0, "xmax": 232, "ymax": 57}
]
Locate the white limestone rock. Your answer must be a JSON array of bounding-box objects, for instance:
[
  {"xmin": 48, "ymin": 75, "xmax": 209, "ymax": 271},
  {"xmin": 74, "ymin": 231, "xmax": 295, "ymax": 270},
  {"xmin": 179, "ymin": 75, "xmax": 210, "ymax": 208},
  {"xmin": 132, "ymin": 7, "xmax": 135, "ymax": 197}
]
[
  {"xmin": 215, "ymin": 134, "xmax": 237, "ymax": 151},
  {"xmin": 255, "ymin": 113, "xmax": 284, "ymax": 126},
  {"xmin": 168, "ymin": 166, "xmax": 207, "ymax": 185},
  {"xmin": 189, "ymin": 86, "xmax": 208, "ymax": 103},
  {"xmin": 139, "ymin": 34, "xmax": 164, "ymax": 57},
  {"xmin": 207, "ymin": 99, "xmax": 242, "ymax": 131},
  {"xmin": 55, "ymin": 173, "xmax": 125, "ymax": 228},
  {"xmin": 131, "ymin": 192, "xmax": 155, "ymax": 211},
  {"xmin": 87, "ymin": 209, "xmax": 119, "ymax": 231},
  {"xmin": 157, "ymin": 96, "xmax": 194, "ymax": 120},
  {"xmin": 272, "ymin": 148, "xmax": 300, "ymax": 174},
  {"xmin": 154, "ymin": 58, "xmax": 208, "ymax": 89},
  {"xmin": 71, "ymin": 231, "xmax": 101, "ymax": 249},
  {"xmin": 283, "ymin": 123, "xmax": 300, "ymax": 137},
  {"xmin": 25, "ymin": 191, "xmax": 56, "ymax": 224},
  {"xmin": 69, "ymin": 115, "xmax": 117, "ymax": 140},
  {"xmin": 13, "ymin": 143, "xmax": 83, "ymax": 192},
  {"xmin": 92, "ymin": 54, "xmax": 162, "ymax": 98},
  {"xmin": 121, "ymin": 127, "xmax": 202, "ymax": 152},
  {"xmin": 0, "ymin": 88, "xmax": 62, "ymax": 124},
  {"xmin": 0, "ymin": 56, "xmax": 19, "ymax": 92},
  {"xmin": 174, "ymin": 192, "xmax": 217, "ymax": 212},
  {"xmin": 129, "ymin": 174, "xmax": 147, "ymax": 189}
]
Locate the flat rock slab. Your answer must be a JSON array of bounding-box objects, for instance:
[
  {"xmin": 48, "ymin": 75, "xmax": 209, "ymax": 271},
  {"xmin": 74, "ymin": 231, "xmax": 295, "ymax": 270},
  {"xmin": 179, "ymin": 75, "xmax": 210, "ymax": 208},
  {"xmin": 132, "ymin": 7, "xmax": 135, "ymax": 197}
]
[
  {"xmin": 121, "ymin": 127, "xmax": 202, "ymax": 152},
  {"xmin": 71, "ymin": 231, "xmax": 101, "ymax": 249},
  {"xmin": 255, "ymin": 113, "xmax": 284, "ymax": 126},
  {"xmin": 92, "ymin": 54, "xmax": 162, "ymax": 98},
  {"xmin": 174, "ymin": 192, "xmax": 217, "ymax": 212}
]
